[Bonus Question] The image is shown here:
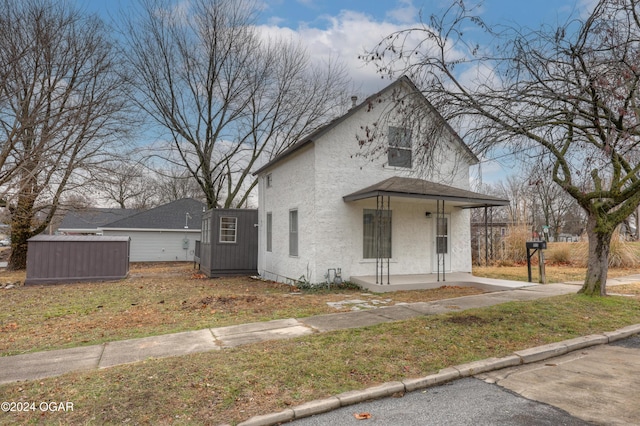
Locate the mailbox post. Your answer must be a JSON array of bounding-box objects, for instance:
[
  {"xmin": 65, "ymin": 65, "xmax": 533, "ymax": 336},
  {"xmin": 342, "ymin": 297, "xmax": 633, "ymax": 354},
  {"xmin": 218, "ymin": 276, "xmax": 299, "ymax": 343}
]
[{"xmin": 526, "ymin": 241, "xmax": 547, "ymax": 283}]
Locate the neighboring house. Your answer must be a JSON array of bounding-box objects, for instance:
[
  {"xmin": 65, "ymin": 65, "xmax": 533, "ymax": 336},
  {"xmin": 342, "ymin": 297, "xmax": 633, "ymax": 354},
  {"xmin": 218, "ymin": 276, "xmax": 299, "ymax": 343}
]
[
  {"xmin": 58, "ymin": 208, "xmax": 139, "ymax": 234},
  {"xmin": 254, "ymin": 76, "xmax": 508, "ymax": 289},
  {"xmin": 99, "ymin": 198, "xmax": 205, "ymax": 262}
]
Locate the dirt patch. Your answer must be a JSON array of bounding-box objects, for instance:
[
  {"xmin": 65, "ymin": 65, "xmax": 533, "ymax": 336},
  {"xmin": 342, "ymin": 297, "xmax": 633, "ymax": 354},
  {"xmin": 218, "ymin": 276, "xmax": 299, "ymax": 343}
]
[
  {"xmin": 445, "ymin": 314, "xmax": 493, "ymax": 326},
  {"xmin": 184, "ymin": 295, "xmax": 260, "ymax": 311}
]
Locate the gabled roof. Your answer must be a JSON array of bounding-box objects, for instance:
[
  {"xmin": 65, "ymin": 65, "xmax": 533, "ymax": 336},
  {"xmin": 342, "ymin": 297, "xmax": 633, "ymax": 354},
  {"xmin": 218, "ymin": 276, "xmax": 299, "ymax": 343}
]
[
  {"xmin": 100, "ymin": 198, "xmax": 206, "ymax": 230},
  {"xmin": 58, "ymin": 208, "xmax": 140, "ymax": 232},
  {"xmin": 343, "ymin": 177, "xmax": 509, "ymax": 209},
  {"xmin": 253, "ymin": 75, "xmax": 478, "ymax": 176}
]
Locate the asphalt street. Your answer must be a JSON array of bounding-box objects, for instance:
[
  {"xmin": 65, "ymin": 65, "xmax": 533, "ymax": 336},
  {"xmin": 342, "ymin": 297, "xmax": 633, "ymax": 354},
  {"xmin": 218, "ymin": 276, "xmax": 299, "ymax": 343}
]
[
  {"xmin": 291, "ymin": 377, "xmax": 589, "ymax": 426},
  {"xmin": 291, "ymin": 335, "xmax": 640, "ymax": 425}
]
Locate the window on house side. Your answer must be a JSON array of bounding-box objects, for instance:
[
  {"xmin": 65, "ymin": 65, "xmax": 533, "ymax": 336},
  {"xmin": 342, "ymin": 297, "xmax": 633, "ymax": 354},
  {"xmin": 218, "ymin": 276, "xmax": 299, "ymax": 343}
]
[
  {"xmin": 289, "ymin": 210, "xmax": 298, "ymax": 256},
  {"xmin": 363, "ymin": 209, "xmax": 392, "ymax": 258},
  {"xmin": 219, "ymin": 217, "xmax": 237, "ymax": 243},
  {"xmin": 201, "ymin": 218, "xmax": 209, "ymax": 244},
  {"xmin": 388, "ymin": 126, "xmax": 412, "ymax": 168},
  {"xmin": 266, "ymin": 174, "xmax": 272, "ymax": 188},
  {"xmin": 266, "ymin": 212, "xmax": 272, "ymax": 252}
]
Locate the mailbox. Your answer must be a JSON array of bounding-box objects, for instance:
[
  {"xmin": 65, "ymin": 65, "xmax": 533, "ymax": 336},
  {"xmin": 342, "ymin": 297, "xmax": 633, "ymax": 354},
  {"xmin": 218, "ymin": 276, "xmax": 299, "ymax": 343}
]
[{"xmin": 526, "ymin": 241, "xmax": 547, "ymax": 250}]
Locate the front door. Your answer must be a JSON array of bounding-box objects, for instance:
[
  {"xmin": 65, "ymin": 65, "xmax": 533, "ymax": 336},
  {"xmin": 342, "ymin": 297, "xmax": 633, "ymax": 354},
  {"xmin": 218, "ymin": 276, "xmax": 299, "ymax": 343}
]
[{"xmin": 433, "ymin": 214, "xmax": 451, "ymax": 272}]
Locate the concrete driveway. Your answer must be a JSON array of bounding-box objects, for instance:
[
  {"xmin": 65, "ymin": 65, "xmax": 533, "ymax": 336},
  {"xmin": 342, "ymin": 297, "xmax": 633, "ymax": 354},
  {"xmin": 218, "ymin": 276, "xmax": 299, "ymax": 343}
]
[{"xmin": 477, "ymin": 334, "xmax": 640, "ymax": 425}]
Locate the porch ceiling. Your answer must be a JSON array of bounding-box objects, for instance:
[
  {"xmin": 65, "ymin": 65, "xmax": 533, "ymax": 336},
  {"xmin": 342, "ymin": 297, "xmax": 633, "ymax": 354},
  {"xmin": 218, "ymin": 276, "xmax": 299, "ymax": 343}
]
[{"xmin": 342, "ymin": 176, "xmax": 510, "ymax": 209}]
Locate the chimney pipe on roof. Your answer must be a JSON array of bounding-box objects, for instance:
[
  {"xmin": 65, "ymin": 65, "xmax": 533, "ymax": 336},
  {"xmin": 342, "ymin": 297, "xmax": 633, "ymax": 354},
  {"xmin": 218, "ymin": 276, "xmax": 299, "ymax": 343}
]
[{"xmin": 351, "ymin": 95, "xmax": 358, "ymax": 108}]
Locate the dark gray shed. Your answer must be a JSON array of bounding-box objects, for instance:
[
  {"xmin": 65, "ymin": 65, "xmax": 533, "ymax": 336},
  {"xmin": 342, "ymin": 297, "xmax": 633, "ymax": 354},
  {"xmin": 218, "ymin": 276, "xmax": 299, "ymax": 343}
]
[
  {"xmin": 197, "ymin": 209, "xmax": 258, "ymax": 277},
  {"xmin": 26, "ymin": 235, "xmax": 130, "ymax": 285}
]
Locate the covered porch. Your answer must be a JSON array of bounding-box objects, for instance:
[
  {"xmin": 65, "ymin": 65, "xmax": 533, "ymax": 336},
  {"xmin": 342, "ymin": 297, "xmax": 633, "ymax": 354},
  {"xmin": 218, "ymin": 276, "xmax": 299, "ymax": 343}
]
[{"xmin": 343, "ymin": 176, "xmax": 510, "ymax": 289}]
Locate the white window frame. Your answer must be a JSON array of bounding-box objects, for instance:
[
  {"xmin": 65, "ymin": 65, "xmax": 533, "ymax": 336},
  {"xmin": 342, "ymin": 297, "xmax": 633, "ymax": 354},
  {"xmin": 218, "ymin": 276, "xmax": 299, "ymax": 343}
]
[
  {"xmin": 219, "ymin": 216, "xmax": 237, "ymax": 243},
  {"xmin": 388, "ymin": 126, "xmax": 412, "ymax": 168}
]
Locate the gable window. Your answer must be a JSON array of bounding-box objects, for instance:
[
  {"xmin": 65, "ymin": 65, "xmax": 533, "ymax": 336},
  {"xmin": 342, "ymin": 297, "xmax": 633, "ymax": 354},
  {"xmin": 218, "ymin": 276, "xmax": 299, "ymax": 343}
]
[
  {"xmin": 289, "ymin": 209, "xmax": 298, "ymax": 256},
  {"xmin": 363, "ymin": 209, "xmax": 392, "ymax": 258},
  {"xmin": 266, "ymin": 212, "xmax": 272, "ymax": 252},
  {"xmin": 266, "ymin": 173, "xmax": 273, "ymax": 188},
  {"xmin": 219, "ymin": 217, "xmax": 237, "ymax": 243},
  {"xmin": 388, "ymin": 126, "xmax": 412, "ymax": 168}
]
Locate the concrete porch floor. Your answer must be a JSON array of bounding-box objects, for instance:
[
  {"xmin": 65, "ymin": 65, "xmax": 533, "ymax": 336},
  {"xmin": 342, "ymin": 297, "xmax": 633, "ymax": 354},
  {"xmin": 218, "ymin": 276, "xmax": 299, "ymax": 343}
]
[{"xmin": 350, "ymin": 272, "xmax": 537, "ymax": 293}]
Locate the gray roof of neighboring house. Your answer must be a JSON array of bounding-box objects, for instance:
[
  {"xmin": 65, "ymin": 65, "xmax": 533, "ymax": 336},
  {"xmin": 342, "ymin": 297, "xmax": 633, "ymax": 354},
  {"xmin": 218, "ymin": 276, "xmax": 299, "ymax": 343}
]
[
  {"xmin": 58, "ymin": 208, "xmax": 140, "ymax": 232},
  {"xmin": 343, "ymin": 176, "xmax": 510, "ymax": 208},
  {"xmin": 100, "ymin": 198, "xmax": 205, "ymax": 230}
]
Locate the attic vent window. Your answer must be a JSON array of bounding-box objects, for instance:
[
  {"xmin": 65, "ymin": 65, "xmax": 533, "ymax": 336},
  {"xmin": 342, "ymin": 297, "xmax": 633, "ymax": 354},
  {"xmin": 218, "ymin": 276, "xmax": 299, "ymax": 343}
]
[
  {"xmin": 388, "ymin": 126, "xmax": 412, "ymax": 168},
  {"xmin": 219, "ymin": 217, "xmax": 237, "ymax": 243},
  {"xmin": 266, "ymin": 174, "xmax": 273, "ymax": 188}
]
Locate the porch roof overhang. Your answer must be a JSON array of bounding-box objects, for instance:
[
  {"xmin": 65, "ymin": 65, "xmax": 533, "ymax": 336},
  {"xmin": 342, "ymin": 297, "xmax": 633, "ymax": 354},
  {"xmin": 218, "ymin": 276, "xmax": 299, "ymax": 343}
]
[{"xmin": 342, "ymin": 176, "xmax": 509, "ymax": 209}]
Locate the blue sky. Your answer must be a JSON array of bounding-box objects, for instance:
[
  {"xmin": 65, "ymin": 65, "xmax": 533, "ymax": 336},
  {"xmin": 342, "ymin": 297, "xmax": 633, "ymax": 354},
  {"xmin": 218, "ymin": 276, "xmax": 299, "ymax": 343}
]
[
  {"xmin": 77, "ymin": 0, "xmax": 590, "ymax": 96},
  {"xmin": 76, "ymin": 0, "xmax": 593, "ymax": 183}
]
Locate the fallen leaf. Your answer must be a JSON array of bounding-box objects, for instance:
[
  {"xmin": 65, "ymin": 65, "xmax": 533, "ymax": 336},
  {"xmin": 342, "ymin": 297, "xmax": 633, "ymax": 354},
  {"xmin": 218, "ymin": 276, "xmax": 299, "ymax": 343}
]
[{"xmin": 354, "ymin": 412, "xmax": 371, "ymax": 420}]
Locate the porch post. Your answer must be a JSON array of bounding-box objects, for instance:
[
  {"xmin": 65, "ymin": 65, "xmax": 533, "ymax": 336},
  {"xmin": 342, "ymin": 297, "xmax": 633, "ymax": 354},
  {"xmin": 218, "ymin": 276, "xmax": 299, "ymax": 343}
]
[
  {"xmin": 387, "ymin": 195, "xmax": 390, "ymax": 285},
  {"xmin": 376, "ymin": 194, "xmax": 380, "ymax": 284},
  {"xmin": 484, "ymin": 205, "xmax": 488, "ymax": 266},
  {"xmin": 437, "ymin": 199, "xmax": 446, "ymax": 282}
]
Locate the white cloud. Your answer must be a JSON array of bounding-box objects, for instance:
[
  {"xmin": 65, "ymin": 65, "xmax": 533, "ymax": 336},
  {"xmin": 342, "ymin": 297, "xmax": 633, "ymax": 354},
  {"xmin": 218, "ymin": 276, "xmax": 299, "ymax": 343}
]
[
  {"xmin": 386, "ymin": 0, "xmax": 419, "ymax": 24},
  {"xmin": 257, "ymin": 8, "xmax": 432, "ymax": 97}
]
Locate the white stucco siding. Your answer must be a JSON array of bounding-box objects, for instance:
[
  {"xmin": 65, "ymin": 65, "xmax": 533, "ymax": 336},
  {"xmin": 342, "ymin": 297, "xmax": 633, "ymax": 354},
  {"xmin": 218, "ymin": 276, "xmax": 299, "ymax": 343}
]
[
  {"xmin": 100, "ymin": 229, "xmax": 200, "ymax": 262},
  {"xmin": 257, "ymin": 145, "xmax": 317, "ymax": 282}
]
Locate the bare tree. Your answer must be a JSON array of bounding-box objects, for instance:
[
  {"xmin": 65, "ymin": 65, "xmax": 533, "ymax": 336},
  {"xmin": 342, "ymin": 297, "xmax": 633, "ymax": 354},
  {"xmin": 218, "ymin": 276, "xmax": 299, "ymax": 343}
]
[
  {"xmin": 0, "ymin": 0, "xmax": 131, "ymax": 269},
  {"xmin": 123, "ymin": 0, "xmax": 350, "ymax": 209},
  {"xmin": 153, "ymin": 166, "xmax": 205, "ymax": 206},
  {"xmin": 100, "ymin": 158, "xmax": 158, "ymax": 209},
  {"xmin": 365, "ymin": 0, "xmax": 640, "ymax": 295}
]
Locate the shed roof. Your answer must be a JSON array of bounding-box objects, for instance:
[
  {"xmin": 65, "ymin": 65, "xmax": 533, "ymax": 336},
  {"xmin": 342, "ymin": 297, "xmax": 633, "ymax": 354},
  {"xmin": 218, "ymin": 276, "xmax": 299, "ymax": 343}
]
[
  {"xmin": 100, "ymin": 198, "xmax": 205, "ymax": 230},
  {"xmin": 29, "ymin": 235, "xmax": 130, "ymax": 242},
  {"xmin": 343, "ymin": 177, "xmax": 509, "ymax": 208}
]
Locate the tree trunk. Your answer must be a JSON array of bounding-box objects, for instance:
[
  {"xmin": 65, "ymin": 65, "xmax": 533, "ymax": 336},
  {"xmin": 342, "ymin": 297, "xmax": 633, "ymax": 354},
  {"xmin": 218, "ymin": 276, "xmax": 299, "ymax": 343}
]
[
  {"xmin": 7, "ymin": 189, "xmax": 37, "ymax": 271},
  {"xmin": 579, "ymin": 214, "xmax": 611, "ymax": 296}
]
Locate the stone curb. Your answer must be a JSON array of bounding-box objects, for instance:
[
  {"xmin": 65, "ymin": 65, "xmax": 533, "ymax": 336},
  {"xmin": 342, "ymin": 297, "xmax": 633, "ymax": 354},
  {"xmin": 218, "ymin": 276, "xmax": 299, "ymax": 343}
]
[
  {"xmin": 604, "ymin": 323, "xmax": 640, "ymax": 342},
  {"xmin": 452, "ymin": 355, "xmax": 522, "ymax": 377},
  {"xmin": 236, "ymin": 409, "xmax": 294, "ymax": 426},
  {"xmin": 335, "ymin": 381, "xmax": 405, "ymax": 406},
  {"xmin": 238, "ymin": 326, "xmax": 640, "ymax": 426}
]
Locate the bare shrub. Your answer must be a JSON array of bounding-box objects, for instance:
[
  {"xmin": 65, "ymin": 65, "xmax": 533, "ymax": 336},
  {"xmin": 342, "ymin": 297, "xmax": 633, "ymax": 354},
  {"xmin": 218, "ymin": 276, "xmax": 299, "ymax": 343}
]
[
  {"xmin": 573, "ymin": 230, "xmax": 640, "ymax": 268},
  {"xmin": 501, "ymin": 225, "xmax": 531, "ymax": 264},
  {"xmin": 546, "ymin": 243, "xmax": 573, "ymax": 265}
]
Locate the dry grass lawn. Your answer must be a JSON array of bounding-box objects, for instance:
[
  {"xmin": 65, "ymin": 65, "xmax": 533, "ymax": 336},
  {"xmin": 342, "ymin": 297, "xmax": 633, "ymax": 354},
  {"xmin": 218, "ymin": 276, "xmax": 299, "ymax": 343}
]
[{"xmin": 0, "ymin": 262, "xmax": 483, "ymax": 356}]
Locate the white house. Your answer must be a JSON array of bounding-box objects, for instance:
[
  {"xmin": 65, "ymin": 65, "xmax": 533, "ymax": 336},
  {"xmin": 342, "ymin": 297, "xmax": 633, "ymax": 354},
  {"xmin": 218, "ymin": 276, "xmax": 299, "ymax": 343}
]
[
  {"xmin": 254, "ymin": 76, "xmax": 508, "ymax": 291},
  {"xmin": 99, "ymin": 198, "xmax": 205, "ymax": 262}
]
